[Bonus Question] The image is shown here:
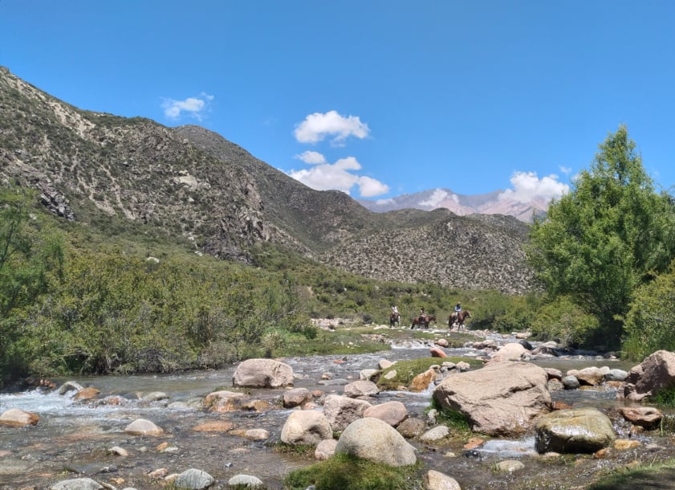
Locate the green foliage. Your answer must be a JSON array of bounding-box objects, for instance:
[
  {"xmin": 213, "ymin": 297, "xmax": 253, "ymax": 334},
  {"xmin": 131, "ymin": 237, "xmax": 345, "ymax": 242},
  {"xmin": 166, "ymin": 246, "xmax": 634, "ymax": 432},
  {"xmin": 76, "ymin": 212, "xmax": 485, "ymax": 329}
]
[
  {"xmin": 623, "ymin": 262, "xmax": 675, "ymax": 360},
  {"xmin": 470, "ymin": 291, "xmax": 539, "ymax": 332},
  {"xmin": 0, "ymin": 184, "xmax": 540, "ymax": 385},
  {"xmin": 0, "ymin": 186, "xmax": 64, "ymax": 385},
  {"xmin": 376, "ymin": 357, "xmax": 482, "ymax": 391},
  {"xmin": 530, "ymin": 296, "xmax": 600, "ymax": 348},
  {"xmin": 283, "ymin": 453, "xmax": 423, "ymax": 490},
  {"xmin": 650, "ymin": 387, "xmax": 675, "ymax": 409},
  {"xmin": 430, "ymin": 400, "xmax": 472, "ymax": 435},
  {"xmin": 527, "ymin": 125, "xmax": 675, "ymax": 348}
]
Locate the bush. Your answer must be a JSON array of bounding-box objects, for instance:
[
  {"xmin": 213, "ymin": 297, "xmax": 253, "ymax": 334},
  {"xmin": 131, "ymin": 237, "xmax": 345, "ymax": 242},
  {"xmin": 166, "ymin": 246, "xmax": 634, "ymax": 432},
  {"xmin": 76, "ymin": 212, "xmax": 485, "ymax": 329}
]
[
  {"xmin": 530, "ymin": 296, "xmax": 600, "ymax": 348},
  {"xmin": 623, "ymin": 264, "xmax": 675, "ymax": 360}
]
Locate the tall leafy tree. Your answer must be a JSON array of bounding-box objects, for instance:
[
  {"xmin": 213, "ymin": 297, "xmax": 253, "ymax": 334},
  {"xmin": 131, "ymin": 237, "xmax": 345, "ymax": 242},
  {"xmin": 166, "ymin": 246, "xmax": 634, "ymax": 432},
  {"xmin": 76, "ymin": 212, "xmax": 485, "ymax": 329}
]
[{"xmin": 526, "ymin": 125, "xmax": 675, "ymax": 345}]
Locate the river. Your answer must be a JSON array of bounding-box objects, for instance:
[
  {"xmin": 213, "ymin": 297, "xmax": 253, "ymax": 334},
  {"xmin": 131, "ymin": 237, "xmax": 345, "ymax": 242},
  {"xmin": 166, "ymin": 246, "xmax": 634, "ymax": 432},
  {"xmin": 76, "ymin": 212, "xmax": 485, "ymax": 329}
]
[{"xmin": 1, "ymin": 327, "xmax": 672, "ymax": 490}]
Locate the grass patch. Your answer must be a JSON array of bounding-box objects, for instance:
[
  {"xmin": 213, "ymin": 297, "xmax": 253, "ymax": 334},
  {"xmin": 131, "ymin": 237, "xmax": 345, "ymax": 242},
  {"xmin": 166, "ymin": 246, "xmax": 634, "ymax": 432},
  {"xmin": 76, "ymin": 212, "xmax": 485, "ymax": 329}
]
[
  {"xmin": 376, "ymin": 357, "xmax": 483, "ymax": 391},
  {"xmin": 271, "ymin": 442, "xmax": 315, "ymax": 456},
  {"xmin": 283, "ymin": 453, "xmax": 424, "ymax": 490},
  {"xmin": 649, "ymin": 386, "xmax": 675, "ymax": 408},
  {"xmin": 586, "ymin": 459, "xmax": 675, "ymax": 490}
]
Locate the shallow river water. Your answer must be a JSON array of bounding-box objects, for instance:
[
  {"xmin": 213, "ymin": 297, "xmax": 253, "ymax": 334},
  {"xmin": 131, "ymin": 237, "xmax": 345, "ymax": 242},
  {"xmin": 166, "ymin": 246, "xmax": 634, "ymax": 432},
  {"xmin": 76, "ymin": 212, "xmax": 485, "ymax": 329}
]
[{"xmin": 1, "ymin": 327, "xmax": 672, "ymax": 490}]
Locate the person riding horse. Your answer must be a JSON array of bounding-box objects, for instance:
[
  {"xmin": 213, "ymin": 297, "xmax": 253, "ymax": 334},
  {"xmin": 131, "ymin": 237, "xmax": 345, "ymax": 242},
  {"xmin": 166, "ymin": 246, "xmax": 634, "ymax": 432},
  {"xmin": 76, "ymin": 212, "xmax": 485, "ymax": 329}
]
[
  {"xmin": 389, "ymin": 305, "xmax": 400, "ymax": 327},
  {"xmin": 411, "ymin": 309, "xmax": 436, "ymax": 329}
]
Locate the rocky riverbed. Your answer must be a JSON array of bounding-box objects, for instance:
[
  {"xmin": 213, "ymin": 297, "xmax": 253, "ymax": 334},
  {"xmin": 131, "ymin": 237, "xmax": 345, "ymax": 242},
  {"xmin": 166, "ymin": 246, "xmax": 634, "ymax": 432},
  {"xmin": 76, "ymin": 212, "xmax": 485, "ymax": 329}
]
[{"xmin": 2, "ymin": 324, "xmax": 675, "ymax": 490}]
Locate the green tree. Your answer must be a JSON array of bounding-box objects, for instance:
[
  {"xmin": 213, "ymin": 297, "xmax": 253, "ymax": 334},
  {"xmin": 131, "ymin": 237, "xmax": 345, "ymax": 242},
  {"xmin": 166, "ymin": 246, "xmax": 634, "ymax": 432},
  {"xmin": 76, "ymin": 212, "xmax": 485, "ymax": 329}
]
[
  {"xmin": 526, "ymin": 125, "xmax": 675, "ymax": 347},
  {"xmin": 0, "ymin": 186, "xmax": 64, "ymax": 385}
]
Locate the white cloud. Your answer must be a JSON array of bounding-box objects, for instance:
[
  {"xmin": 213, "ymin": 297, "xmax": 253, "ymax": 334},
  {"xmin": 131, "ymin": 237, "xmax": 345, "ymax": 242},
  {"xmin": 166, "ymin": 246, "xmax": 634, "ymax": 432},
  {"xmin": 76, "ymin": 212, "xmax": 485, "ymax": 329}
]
[
  {"xmin": 357, "ymin": 176, "xmax": 390, "ymax": 197},
  {"xmin": 498, "ymin": 171, "xmax": 570, "ymax": 203},
  {"xmin": 376, "ymin": 198, "xmax": 394, "ymax": 205},
  {"xmin": 294, "ymin": 110, "xmax": 370, "ymax": 144},
  {"xmin": 287, "ymin": 155, "xmax": 389, "ymax": 197},
  {"xmin": 559, "ymin": 165, "xmax": 572, "ymax": 175},
  {"xmin": 295, "ymin": 151, "xmax": 327, "ymax": 165},
  {"xmin": 162, "ymin": 93, "xmax": 213, "ymax": 121},
  {"xmin": 419, "ymin": 189, "xmax": 456, "ymax": 208}
]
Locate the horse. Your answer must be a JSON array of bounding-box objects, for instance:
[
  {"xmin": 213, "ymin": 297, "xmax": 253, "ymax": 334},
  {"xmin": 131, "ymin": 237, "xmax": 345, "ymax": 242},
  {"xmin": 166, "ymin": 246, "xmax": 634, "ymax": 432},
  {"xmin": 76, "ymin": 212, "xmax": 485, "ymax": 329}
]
[
  {"xmin": 449, "ymin": 310, "xmax": 471, "ymax": 330},
  {"xmin": 410, "ymin": 314, "xmax": 436, "ymax": 330},
  {"xmin": 389, "ymin": 312, "xmax": 401, "ymax": 327}
]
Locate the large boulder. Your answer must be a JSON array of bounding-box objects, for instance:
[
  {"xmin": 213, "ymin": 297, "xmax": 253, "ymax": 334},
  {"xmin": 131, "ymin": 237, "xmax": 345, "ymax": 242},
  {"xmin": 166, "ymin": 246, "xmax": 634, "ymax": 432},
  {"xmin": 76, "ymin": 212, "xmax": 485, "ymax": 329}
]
[
  {"xmin": 322, "ymin": 394, "xmax": 372, "ymax": 431},
  {"xmin": 232, "ymin": 359, "xmax": 294, "ymax": 388},
  {"xmin": 280, "ymin": 410, "xmax": 333, "ymax": 445},
  {"xmin": 283, "ymin": 387, "xmax": 313, "ymax": 408},
  {"xmin": 0, "ymin": 408, "xmax": 40, "ymax": 427},
  {"xmin": 433, "ymin": 361, "xmax": 550, "ymax": 436},
  {"xmin": 335, "ymin": 417, "xmax": 416, "ymax": 467},
  {"xmin": 363, "ymin": 401, "xmax": 408, "ymax": 427},
  {"xmin": 625, "ymin": 350, "xmax": 675, "ymax": 398},
  {"xmin": 343, "ymin": 379, "xmax": 379, "ymax": 398},
  {"xmin": 535, "ymin": 407, "xmax": 616, "ymax": 454},
  {"xmin": 487, "ymin": 342, "xmax": 528, "ymax": 363},
  {"xmin": 618, "ymin": 406, "xmax": 663, "ymax": 430}
]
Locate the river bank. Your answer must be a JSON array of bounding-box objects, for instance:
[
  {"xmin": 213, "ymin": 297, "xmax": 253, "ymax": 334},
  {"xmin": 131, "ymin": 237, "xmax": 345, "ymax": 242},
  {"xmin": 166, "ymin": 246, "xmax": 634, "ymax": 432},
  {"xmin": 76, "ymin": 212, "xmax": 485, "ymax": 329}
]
[{"xmin": 1, "ymin": 323, "xmax": 674, "ymax": 489}]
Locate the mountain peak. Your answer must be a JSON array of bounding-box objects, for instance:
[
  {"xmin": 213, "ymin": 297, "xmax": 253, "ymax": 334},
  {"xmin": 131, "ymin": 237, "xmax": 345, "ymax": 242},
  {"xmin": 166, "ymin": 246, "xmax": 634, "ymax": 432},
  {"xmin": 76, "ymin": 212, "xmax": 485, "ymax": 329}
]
[{"xmin": 358, "ymin": 187, "xmax": 547, "ymax": 222}]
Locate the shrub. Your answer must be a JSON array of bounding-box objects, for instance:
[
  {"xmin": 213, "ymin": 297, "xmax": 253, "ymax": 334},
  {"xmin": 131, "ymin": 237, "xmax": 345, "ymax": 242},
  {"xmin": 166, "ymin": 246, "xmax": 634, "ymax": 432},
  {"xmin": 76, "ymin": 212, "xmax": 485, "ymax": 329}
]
[
  {"xmin": 623, "ymin": 264, "xmax": 675, "ymax": 360},
  {"xmin": 530, "ymin": 296, "xmax": 599, "ymax": 348}
]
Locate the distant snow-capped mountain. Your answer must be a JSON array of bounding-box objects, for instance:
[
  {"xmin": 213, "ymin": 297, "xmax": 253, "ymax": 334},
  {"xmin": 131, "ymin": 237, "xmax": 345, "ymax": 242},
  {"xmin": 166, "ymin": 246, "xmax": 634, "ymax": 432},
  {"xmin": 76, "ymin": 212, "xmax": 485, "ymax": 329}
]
[{"xmin": 358, "ymin": 188, "xmax": 548, "ymax": 222}]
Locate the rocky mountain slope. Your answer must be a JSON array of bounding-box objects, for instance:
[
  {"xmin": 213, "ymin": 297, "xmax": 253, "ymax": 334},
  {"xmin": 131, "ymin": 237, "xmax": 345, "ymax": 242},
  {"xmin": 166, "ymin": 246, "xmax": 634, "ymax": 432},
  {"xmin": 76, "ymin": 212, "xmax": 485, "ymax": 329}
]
[{"xmin": 0, "ymin": 67, "xmax": 535, "ymax": 293}]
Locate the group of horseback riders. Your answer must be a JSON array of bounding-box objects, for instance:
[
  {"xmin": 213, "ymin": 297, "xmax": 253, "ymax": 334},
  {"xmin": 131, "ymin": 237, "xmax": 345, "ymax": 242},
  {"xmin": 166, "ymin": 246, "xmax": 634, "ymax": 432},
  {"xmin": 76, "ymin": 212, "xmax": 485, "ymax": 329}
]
[
  {"xmin": 392, "ymin": 303, "xmax": 462, "ymax": 320},
  {"xmin": 390, "ymin": 302, "xmax": 468, "ymax": 329}
]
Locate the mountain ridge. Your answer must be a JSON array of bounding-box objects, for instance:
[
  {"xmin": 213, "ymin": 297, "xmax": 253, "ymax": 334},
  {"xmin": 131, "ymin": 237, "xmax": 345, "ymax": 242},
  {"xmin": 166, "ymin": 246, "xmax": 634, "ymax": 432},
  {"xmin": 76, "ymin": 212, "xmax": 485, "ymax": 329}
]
[
  {"xmin": 0, "ymin": 67, "xmax": 536, "ymax": 293},
  {"xmin": 358, "ymin": 188, "xmax": 548, "ymax": 222}
]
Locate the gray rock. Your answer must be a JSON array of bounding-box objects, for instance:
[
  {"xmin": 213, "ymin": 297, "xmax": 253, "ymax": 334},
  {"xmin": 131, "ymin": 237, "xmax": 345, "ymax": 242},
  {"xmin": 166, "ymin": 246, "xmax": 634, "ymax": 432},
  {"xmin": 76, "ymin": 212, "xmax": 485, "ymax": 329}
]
[
  {"xmin": 232, "ymin": 359, "xmax": 294, "ymax": 388},
  {"xmin": 336, "ymin": 417, "xmax": 416, "ymax": 467},
  {"xmin": 420, "ymin": 425, "xmax": 450, "ymax": 442},
  {"xmin": 424, "ymin": 470, "xmax": 461, "ymax": 490},
  {"xmin": 173, "ymin": 468, "xmax": 215, "ymax": 489},
  {"xmin": 227, "ymin": 474, "xmax": 264, "ymax": 488},
  {"xmin": 281, "ymin": 410, "xmax": 332, "ymax": 445},
  {"xmin": 433, "ymin": 361, "xmax": 550, "ymax": 436},
  {"xmin": 561, "ymin": 375, "xmax": 580, "ymax": 389},
  {"xmin": 535, "ymin": 407, "xmax": 616, "ymax": 454},
  {"xmin": 605, "ymin": 369, "xmax": 628, "ymax": 382},
  {"xmin": 50, "ymin": 478, "xmax": 103, "ymax": 490}
]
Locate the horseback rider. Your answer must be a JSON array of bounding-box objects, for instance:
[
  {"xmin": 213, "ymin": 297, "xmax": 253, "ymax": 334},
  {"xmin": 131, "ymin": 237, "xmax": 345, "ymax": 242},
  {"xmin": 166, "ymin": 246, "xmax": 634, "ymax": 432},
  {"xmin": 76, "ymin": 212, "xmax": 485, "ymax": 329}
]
[
  {"xmin": 454, "ymin": 303, "xmax": 462, "ymax": 314},
  {"xmin": 419, "ymin": 307, "xmax": 426, "ymax": 321},
  {"xmin": 391, "ymin": 305, "xmax": 399, "ymax": 316}
]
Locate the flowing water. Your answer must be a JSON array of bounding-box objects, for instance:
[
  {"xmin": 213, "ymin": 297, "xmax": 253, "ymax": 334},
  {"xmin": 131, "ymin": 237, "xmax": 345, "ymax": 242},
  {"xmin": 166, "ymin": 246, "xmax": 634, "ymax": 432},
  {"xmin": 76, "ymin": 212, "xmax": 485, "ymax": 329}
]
[{"xmin": 1, "ymin": 328, "xmax": 673, "ymax": 490}]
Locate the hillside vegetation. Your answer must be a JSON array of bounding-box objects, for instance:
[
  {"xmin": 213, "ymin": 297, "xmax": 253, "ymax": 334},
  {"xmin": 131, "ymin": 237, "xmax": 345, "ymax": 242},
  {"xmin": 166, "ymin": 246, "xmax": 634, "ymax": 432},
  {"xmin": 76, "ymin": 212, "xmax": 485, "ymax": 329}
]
[{"xmin": 3, "ymin": 67, "xmax": 675, "ymax": 387}]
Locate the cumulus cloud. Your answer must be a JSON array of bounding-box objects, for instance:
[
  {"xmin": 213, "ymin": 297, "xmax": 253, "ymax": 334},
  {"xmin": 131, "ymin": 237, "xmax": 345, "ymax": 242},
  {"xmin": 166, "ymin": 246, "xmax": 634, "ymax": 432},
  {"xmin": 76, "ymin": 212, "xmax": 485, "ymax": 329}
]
[
  {"xmin": 162, "ymin": 92, "xmax": 214, "ymax": 121},
  {"xmin": 376, "ymin": 198, "xmax": 395, "ymax": 205},
  {"xmin": 295, "ymin": 151, "xmax": 327, "ymax": 165},
  {"xmin": 287, "ymin": 155, "xmax": 389, "ymax": 197},
  {"xmin": 419, "ymin": 189, "xmax": 458, "ymax": 208},
  {"xmin": 498, "ymin": 171, "xmax": 570, "ymax": 203},
  {"xmin": 294, "ymin": 110, "xmax": 370, "ymax": 144},
  {"xmin": 357, "ymin": 175, "xmax": 390, "ymax": 197}
]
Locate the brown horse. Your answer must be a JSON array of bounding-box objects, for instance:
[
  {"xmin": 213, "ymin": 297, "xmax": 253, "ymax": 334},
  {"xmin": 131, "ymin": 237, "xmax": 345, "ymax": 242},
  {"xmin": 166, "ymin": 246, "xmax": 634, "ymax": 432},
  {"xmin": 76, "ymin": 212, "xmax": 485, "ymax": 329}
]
[
  {"xmin": 449, "ymin": 310, "xmax": 471, "ymax": 330},
  {"xmin": 389, "ymin": 312, "xmax": 401, "ymax": 327},
  {"xmin": 410, "ymin": 314, "xmax": 436, "ymax": 330}
]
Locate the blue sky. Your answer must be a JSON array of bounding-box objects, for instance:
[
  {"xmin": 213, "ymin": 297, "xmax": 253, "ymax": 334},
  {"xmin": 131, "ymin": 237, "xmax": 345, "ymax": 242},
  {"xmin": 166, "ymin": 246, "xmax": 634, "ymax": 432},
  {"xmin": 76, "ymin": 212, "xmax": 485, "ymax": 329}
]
[{"xmin": 2, "ymin": 1, "xmax": 675, "ymax": 204}]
